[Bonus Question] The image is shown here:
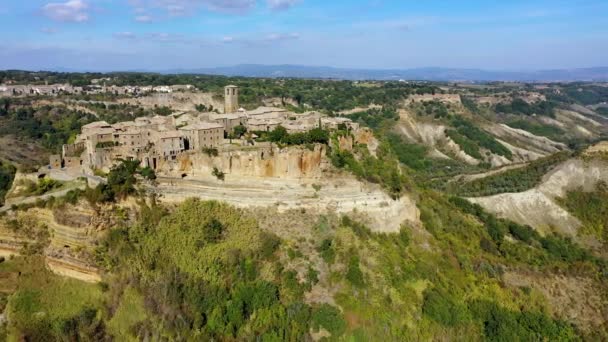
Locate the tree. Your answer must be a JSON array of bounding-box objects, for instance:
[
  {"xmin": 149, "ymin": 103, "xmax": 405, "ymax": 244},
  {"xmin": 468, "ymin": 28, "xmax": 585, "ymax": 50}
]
[
  {"xmin": 269, "ymin": 126, "xmax": 288, "ymax": 142},
  {"xmin": 233, "ymin": 125, "xmax": 247, "ymax": 138}
]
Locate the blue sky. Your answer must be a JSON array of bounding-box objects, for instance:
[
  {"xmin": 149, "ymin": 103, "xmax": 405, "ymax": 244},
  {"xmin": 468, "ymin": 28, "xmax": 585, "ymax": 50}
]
[{"xmin": 1, "ymin": 0, "xmax": 607, "ymax": 71}]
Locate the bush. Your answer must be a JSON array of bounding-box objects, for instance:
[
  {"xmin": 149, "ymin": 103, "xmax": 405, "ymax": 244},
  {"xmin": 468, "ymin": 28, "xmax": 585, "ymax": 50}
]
[
  {"xmin": 317, "ymin": 239, "xmax": 335, "ymax": 264},
  {"xmin": 422, "ymin": 288, "xmax": 470, "ymax": 326},
  {"xmin": 212, "ymin": 167, "xmax": 225, "ymax": 181},
  {"xmin": 346, "ymin": 255, "xmax": 365, "ymax": 288},
  {"xmin": 139, "ymin": 167, "xmax": 156, "ymax": 180},
  {"xmin": 311, "ymin": 304, "xmax": 346, "ymax": 337},
  {"xmin": 258, "ymin": 232, "xmax": 280, "ymax": 259},
  {"xmin": 202, "ymin": 147, "xmax": 219, "ymax": 157},
  {"xmin": 469, "ymin": 300, "xmax": 577, "ymax": 341}
]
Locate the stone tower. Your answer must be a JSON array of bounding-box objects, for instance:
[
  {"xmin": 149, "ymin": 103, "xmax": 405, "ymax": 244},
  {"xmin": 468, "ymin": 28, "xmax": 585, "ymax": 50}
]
[{"xmin": 224, "ymin": 85, "xmax": 239, "ymax": 113}]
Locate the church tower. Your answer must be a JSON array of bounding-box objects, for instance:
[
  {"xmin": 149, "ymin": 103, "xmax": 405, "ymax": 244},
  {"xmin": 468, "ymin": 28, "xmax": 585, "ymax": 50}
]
[{"xmin": 224, "ymin": 85, "xmax": 239, "ymax": 113}]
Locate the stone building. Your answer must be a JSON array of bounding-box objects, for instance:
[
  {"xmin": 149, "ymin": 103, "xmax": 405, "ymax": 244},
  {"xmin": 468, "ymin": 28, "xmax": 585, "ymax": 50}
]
[
  {"xmin": 156, "ymin": 131, "xmax": 186, "ymax": 160},
  {"xmin": 180, "ymin": 123, "xmax": 224, "ymax": 149},
  {"xmin": 224, "ymin": 85, "xmax": 239, "ymax": 113},
  {"xmin": 209, "ymin": 113, "xmax": 247, "ymax": 134}
]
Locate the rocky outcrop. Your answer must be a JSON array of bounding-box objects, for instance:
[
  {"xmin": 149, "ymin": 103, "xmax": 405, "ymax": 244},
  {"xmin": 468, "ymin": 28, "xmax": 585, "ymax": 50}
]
[
  {"xmin": 0, "ymin": 204, "xmax": 108, "ymax": 282},
  {"xmin": 153, "ymin": 175, "xmax": 421, "ymax": 234},
  {"xmin": 159, "ymin": 144, "xmax": 328, "ymax": 180}
]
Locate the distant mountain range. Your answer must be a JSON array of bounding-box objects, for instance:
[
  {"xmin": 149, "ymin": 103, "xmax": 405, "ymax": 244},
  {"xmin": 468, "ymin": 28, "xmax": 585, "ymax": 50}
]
[{"xmin": 163, "ymin": 65, "xmax": 608, "ymax": 82}]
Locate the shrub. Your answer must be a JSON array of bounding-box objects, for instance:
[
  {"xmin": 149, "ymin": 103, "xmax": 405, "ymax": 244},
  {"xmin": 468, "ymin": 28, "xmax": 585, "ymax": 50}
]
[
  {"xmin": 139, "ymin": 167, "xmax": 156, "ymax": 180},
  {"xmin": 202, "ymin": 147, "xmax": 219, "ymax": 157},
  {"xmin": 507, "ymin": 222, "xmax": 539, "ymax": 243},
  {"xmin": 469, "ymin": 299, "xmax": 577, "ymax": 341},
  {"xmin": 317, "ymin": 239, "xmax": 335, "ymax": 264},
  {"xmin": 422, "ymin": 288, "xmax": 470, "ymax": 326},
  {"xmin": 311, "ymin": 304, "xmax": 346, "ymax": 337},
  {"xmin": 346, "ymin": 255, "xmax": 365, "ymax": 288},
  {"xmin": 212, "ymin": 167, "xmax": 225, "ymax": 181},
  {"xmin": 258, "ymin": 232, "xmax": 281, "ymax": 259}
]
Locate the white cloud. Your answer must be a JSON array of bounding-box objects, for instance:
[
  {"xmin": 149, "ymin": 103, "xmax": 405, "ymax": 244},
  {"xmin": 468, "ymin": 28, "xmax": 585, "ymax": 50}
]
[
  {"xmin": 267, "ymin": 0, "xmax": 300, "ymax": 11},
  {"xmin": 113, "ymin": 32, "xmax": 138, "ymax": 40},
  {"xmin": 264, "ymin": 32, "xmax": 300, "ymax": 41},
  {"xmin": 135, "ymin": 15, "xmax": 153, "ymax": 22},
  {"xmin": 42, "ymin": 0, "xmax": 89, "ymax": 22},
  {"xmin": 128, "ymin": 0, "xmax": 257, "ymax": 16}
]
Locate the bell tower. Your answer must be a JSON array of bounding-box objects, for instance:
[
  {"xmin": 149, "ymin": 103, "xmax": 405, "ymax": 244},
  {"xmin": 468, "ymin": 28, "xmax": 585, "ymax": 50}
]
[{"xmin": 224, "ymin": 85, "xmax": 239, "ymax": 113}]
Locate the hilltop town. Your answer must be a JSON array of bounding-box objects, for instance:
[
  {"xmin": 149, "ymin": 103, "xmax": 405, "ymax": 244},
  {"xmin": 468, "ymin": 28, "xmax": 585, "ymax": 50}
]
[{"xmin": 50, "ymin": 85, "xmax": 358, "ymax": 174}]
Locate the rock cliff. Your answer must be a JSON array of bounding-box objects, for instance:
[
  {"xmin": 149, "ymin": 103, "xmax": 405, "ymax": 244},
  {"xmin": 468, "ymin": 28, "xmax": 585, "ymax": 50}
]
[{"xmin": 159, "ymin": 144, "xmax": 328, "ymax": 179}]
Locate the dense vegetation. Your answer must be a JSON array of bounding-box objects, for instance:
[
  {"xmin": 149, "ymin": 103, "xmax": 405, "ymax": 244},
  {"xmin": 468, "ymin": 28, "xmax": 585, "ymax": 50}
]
[
  {"xmin": 558, "ymin": 181, "xmax": 608, "ymax": 242},
  {"xmin": 0, "ymin": 99, "xmax": 164, "ymax": 153},
  {"xmin": 447, "ymin": 116, "xmax": 512, "ymax": 159},
  {"xmin": 261, "ymin": 126, "xmax": 330, "ymax": 146},
  {"xmin": 6, "ymin": 188, "xmax": 603, "ymax": 340},
  {"xmin": 546, "ymin": 83, "xmax": 608, "ymax": 105},
  {"xmin": 506, "ymin": 119, "xmax": 566, "ymax": 141},
  {"xmin": 495, "ymin": 99, "xmax": 557, "ymax": 117},
  {"xmin": 329, "ymin": 138, "xmax": 410, "ymax": 199},
  {"xmin": 0, "ymin": 160, "xmax": 16, "ymax": 206},
  {"xmin": 0, "ymin": 102, "xmax": 95, "ymax": 152},
  {"xmin": 451, "ymin": 152, "xmax": 571, "ymax": 196},
  {"xmin": 97, "ymin": 199, "xmax": 344, "ymax": 340},
  {"xmin": 346, "ymin": 107, "xmax": 399, "ymax": 129}
]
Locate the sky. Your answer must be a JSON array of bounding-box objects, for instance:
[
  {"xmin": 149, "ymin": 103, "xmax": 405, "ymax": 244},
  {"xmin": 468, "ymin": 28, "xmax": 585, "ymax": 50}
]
[{"xmin": 0, "ymin": 0, "xmax": 607, "ymax": 71}]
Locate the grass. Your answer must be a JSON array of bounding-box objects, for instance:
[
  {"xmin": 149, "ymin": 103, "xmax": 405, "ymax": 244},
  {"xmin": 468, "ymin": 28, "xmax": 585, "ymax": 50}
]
[
  {"xmin": 557, "ymin": 182, "xmax": 608, "ymax": 242},
  {"xmin": 2, "ymin": 256, "xmax": 102, "ymax": 338},
  {"xmin": 107, "ymin": 286, "xmax": 148, "ymax": 341}
]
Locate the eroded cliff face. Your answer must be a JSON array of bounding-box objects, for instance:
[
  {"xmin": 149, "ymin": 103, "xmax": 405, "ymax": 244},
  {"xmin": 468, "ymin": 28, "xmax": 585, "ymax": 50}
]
[
  {"xmin": 159, "ymin": 144, "xmax": 328, "ymax": 179},
  {"xmin": 0, "ymin": 202, "xmax": 128, "ymax": 283},
  {"xmin": 469, "ymin": 156, "xmax": 608, "ymax": 237}
]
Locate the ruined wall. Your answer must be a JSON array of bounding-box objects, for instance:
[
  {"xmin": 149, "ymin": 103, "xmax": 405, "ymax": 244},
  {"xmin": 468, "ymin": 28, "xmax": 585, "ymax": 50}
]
[
  {"xmin": 160, "ymin": 144, "xmax": 327, "ymax": 179},
  {"xmin": 62, "ymin": 142, "xmax": 85, "ymax": 157}
]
